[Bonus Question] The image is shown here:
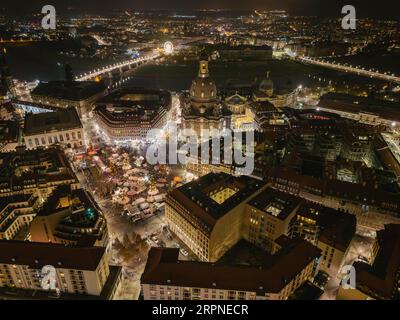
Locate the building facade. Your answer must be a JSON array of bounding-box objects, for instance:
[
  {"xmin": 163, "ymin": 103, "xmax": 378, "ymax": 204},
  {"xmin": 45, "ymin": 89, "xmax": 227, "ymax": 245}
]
[
  {"xmin": 0, "ymin": 193, "xmax": 40, "ymax": 240},
  {"xmin": 93, "ymin": 88, "xmax": 171, "ymax": 141},
  {"xmin": 0, "ymin": 241, "xmax": 121, "ymax": 299},
  {"xmin": 24, "ymin": 108, "xmax": 85, "ymax": 150},
  {"xmin": 0, "ymin": 146, "xmax": 79, "ymax": 198},
  {"xmin": 183, "ymin": 52, "xmax": 231, "ymax": 140},
  {"xmin": 165, "ymin": 173, "xmax": 266, "ymax": 262},
  {"xmin": 141, "ymin": 238, "xmax": 320, "ymax": 300},
  {"xmin": 30, "ymin": 185, "xmax": 108, "ymax": 247}
]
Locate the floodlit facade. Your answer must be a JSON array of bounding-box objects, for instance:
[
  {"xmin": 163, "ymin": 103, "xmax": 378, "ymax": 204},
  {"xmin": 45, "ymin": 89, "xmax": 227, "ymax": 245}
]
[
  {"xmin": 165, "ymin": 173, "xmax": 267, "ymax": 262},
  {"xmin": 93, "ymin": 88, "xmax": 171, "ymax": 141},
  {"xmin": 0, "ymin": 241, "xmax": 121, "ymax": 299},
  {"xmin": 24, "ymin": 108, "xmax": 85, "ymax": 150},
  {"xmin": 141, "ymin": 238, "xmax": 321, "ymax": 300},
  {"xmin": 30, "ymin": 185, "xmax": 109, "ymax": 247}
]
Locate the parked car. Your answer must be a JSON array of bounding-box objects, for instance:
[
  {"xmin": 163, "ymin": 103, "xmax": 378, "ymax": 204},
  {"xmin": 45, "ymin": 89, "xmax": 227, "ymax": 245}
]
[
  {"xmin": 357, "ymin": 255, "xmax": 369, "ymax": 263},
  {"xmin": 314, "ymin": 271, "xmax": 330, "ymax": 290}
]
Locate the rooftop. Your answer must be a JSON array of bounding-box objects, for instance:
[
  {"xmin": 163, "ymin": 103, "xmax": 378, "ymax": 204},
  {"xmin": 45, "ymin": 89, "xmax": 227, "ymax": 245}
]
[
  {"xmin": 166, "ymin": 173, "xmax": 265, "ymax": 230},
  {"xmin": 0, "ymin": 240, "xmax": 105, "ymax": 271},
  {"xmin": 141, "ymin": 237, "xmax": 321, "ymax": 295},
  {"xmin": 296, "ymin": 202, "xmax": 356, "ymax": 252},
  {"xmin": 96, "ymin": 87, "xmax": 171, "ymax": 111},
  {"xmin": 0, "ymin": 146, "xmax": 77, "ymax": 192},
  {"xmin": 94, "ymin": 88, "xmax": 171, "ymax": 125},
  {"xmin": 266, "ymin": 167, "xmax": 400, "ymax": 214},
  {"xmin": 355, "ymin": 224, "xmax": 400, "ymax": 300},
  {"xmin": 248, "ymin": 187, "xmax": 302, "ymax": 220},
  {"xmin": 24, "ymin": 107, "xmax": 82, "ymax": 136},
  {"xmin": 0, "ymin": 120, "xmax": 19, "ymax": 142},
  {"xmin": 31, "ymin": 81, "xmax": 106, "ymax": 102},
  {"xmin": 318, "ymin": 93, "xmax": 400, "ymax": 122}
]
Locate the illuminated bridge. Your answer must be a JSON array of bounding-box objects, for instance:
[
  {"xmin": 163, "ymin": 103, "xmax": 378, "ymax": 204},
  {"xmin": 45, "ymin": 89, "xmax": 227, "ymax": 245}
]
[
  {"xmin": 74, "ymin": 52, "xmax": 160, "ymax": 82},
  {"xmin": 0, "ymin": 39, "xmax": 41, "ymax": 44},
  {"xmin": 297, "ymin": 56, "xmax": 400, "ymax": 84},
  {"xmin": 74, "ymin": 37, "xmax": 207, "ymax": 82}
]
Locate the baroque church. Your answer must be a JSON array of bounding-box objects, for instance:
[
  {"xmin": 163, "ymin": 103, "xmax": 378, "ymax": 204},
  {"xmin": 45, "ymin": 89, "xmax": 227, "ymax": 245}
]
[{"xmin": 182, "ymin": 51, "xmax": 231, "ymax": 139}]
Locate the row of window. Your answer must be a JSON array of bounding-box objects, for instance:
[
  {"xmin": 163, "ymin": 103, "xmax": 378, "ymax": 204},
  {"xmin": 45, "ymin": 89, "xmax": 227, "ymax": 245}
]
[{"xmin": 27, "ymin": 131, "xmax": 83, "ymax": 147}]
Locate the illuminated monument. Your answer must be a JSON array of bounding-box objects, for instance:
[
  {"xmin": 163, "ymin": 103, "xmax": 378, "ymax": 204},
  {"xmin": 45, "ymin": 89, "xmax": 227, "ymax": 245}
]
[{"xmin": 183, "ymin": 51, "xmax": 231, "ymax": 139}]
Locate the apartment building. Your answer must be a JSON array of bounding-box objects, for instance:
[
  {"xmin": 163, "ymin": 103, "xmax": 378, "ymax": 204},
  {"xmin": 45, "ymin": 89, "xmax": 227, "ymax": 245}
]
[
  {"xmin": 30, "ymin": 185, "xmax": 108, "ymax": 247},
  {"xmin": 0, "ymin": 146, "xmax": 79, "ymax": 198},
  {"xmin": 291, "ymin": 202, "xmax": 356, "ymax": 276},
  {"xmin": 0, "ymin": 193, "xmax": 40, "ymax": 240},
  {"xmin": 0, "ymin": 240, "xmax": 121, "ymax": 299},
  {"xmin": 141, "ymin": 237, "xmax": 321, "ymax": 300},
  {"xmin": 244, "ymin": 187, "xmax": 302, "ymax": 253},
  {"xmin": 338, "ymin": 224, "xmax": 400, "ymax": 300},
  {"xmin": 24, "ymin": 108, "xmax": 85, "ymax": 150},
  {"xmin": 165, "ymin": 173, "xmax": 267, "ymax": 262}
]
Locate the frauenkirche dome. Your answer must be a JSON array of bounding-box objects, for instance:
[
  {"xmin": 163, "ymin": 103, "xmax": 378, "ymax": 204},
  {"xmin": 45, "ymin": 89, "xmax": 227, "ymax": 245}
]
[{"xmin": 190, "ymin": 53, "xmax": 217, "ymax": 108}]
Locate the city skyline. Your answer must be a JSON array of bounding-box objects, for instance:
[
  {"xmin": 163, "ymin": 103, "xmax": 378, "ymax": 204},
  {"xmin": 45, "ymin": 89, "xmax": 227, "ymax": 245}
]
[
  {"xmin": 0, "ymin": 0, "xmax": 399, "ymax": 19},
  {"xmin": 0, "ymin": 2, "xmax": 399, "ymax": 304}
]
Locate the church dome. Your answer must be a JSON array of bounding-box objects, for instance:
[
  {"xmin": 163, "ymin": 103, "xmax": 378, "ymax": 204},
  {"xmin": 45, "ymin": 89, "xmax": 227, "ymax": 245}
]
[
  {"xmin": 190, "ymin": 53, "xmax": 217, "ymax": 105},
  {"xmin": 190, "ymin": 78, "xmax": 217, "ymax": 104}
]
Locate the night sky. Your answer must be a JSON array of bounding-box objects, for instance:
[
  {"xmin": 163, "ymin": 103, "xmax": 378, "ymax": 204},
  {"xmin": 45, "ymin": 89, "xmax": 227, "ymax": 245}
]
[{"xmin": 0, "ymin": 0, "xmax": 399, "ymax": 19}]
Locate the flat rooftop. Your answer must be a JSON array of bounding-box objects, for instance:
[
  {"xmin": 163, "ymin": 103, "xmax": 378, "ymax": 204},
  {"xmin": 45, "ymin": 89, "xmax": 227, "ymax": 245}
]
[
  {"xmin": 141, "ymin": 237, "xmax": 321, "ymax": 295},
  {"xmin": 96, "ymin": 87, "xmax": 171, "ymax": 111},
  {"xmin": 31, "ymin": 81, "xmax": 106, "ymax": 101},
  {"xmin": 24, "ymin": 107, "xmax": 82, "ymax": 136},
  {"xmin": 0, "ymin": 120, "xmax": 19, "ymax": 142},
  {"xmin": 247, "ymin": 187, "xmax": 303, "ymax": 220},
  {"xmin": 167, "ymin": 173, "xmax": 265, "ymax": 229}
]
